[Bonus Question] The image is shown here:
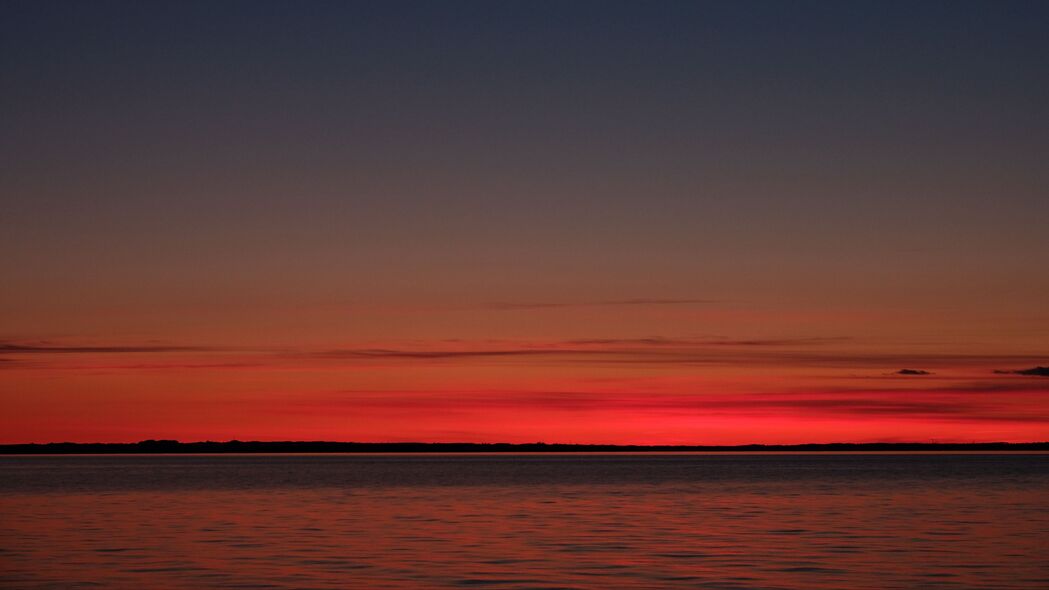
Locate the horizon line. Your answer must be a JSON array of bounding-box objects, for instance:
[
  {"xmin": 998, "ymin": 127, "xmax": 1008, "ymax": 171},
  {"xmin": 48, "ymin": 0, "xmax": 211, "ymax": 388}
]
[{"xmin": 3, "ymin": 440, "xmax": 1048, "ymax": 452}]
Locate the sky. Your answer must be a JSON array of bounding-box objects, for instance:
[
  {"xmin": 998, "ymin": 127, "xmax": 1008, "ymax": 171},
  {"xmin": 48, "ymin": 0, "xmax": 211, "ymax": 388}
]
[{"xmin": 2, "ymin": 0, "xmax": 1047, "ymax": 444}]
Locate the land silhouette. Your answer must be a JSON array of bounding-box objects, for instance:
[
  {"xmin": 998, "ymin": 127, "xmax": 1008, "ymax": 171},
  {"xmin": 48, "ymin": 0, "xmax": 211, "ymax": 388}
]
[{"xmin": 2, "ymin": 440, "xmax": 1047, "ymax": 454}]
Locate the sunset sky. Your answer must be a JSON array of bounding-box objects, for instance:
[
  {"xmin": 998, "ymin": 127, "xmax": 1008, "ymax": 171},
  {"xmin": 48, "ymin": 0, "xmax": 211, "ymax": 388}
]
[{"xmin": 2, "ymin": 1, "xmax": 1047, "ymax": 444}]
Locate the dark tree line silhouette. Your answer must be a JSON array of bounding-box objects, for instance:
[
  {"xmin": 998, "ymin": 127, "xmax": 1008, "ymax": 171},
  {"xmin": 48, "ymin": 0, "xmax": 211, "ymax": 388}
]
[{"xmin": 2, "ymin": 440, "xmax": 1046, "ymax": 454}]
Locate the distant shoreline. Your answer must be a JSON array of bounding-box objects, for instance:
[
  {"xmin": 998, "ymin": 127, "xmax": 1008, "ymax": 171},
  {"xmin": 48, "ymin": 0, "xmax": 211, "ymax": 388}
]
[{"xmin": 2, "ymin": 441, "xmax": 1048, "ymax": 454}]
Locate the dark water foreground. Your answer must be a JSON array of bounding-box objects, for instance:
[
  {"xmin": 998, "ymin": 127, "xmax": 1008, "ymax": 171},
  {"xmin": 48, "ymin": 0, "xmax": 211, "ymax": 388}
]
[{"xmin": 1, "ymin": 454, "xmax": 1047, "ymax": 589}]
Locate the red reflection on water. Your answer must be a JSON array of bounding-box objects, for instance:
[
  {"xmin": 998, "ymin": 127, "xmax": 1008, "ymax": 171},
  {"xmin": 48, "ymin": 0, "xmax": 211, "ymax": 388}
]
[{"xmin": 2, "ymin": 479, "xmax": 1047, "ymax": 588}]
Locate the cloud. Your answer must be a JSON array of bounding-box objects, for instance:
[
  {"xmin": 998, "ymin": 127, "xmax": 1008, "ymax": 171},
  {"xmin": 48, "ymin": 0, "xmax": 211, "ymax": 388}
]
[
  {"xmin": 994, "ymin": 366, "xmax": 1049, "ymax": 377},
  {"xmin": 564, "ymin": 336, "xmax": 851, "ymax": 347},
  {"xmin": 289, "ymin": 342, "xmax": 1049, "ymax": 375},
  {"xmin": 6, "ymin": 338, "xmax": 1045, "ymax": 384},
  {"xmin": 563, "ymin": 337, "xmax": 689, "ymax": 346},
  {"xmin": 309, "ymin": 348, "xmax": 575, "ymax": 360},
  {"xmin": 278, "ymin": 388, "xmax": 1049, "ymax": 423},
  {"xmin": 483, "ymin": 298, "xmax": 719, "ymax": 310},
  {"xmin": 295, "ymin": 342, "xmax": 842, "ymax": 364},
  {"xmin": 799, "ymin": 380, "xmax": 1049, "ymax": 395},
  {"xmin": 0, "ymin": 342, "xmax": 209, "ymax": 354}
]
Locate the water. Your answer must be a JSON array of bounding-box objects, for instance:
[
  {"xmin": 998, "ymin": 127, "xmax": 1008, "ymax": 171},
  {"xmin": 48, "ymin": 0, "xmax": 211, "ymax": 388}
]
[{"xmin": 1, "ymin": 453, "xmax": 1047, "ymax": 589}]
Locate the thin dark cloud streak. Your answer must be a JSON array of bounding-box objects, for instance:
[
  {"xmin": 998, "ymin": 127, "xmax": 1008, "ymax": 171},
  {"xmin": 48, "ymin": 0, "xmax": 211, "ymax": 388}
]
[
  {"xmin": 483, "ymin": 298, "xmax": 721, "ymax": 310},
  {"xmin": 564, "ymin": 337, "xmax": 852, "ymax": 347},
  {"xmin": 0, "ymin": 342, "xmax": 212, "ymax": 354},
  {"xmin": 309, "ymin": 348, "xmax": 585, "ymax": 360},
  {"xmin": 291, "ymin": 343, "xmax": 1047, "ymax": 373},
  {"xmin": 797, "ymin": 381, "xmax": 1049, "ymax": 395},
  {"xmin": 285, "ymin": 389, "xmax": 1049, "ymax": 423},
  {"xmin": 5, "ymin": 339, "xmax": 1044, "ymax": 379},
  {"xmin": 556, "ymin": 351, "xmax": 1049, "ymax": 371}
]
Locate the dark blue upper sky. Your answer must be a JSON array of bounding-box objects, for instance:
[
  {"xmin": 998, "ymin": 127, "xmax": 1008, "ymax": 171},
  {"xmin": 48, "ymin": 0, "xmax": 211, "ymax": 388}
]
[{"xmin": 2, "ymin": 1, "xmax": 1047, "ymax": 340}]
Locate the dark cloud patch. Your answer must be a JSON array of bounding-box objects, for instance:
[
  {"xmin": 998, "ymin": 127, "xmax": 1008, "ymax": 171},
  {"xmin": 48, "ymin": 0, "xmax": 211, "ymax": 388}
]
[
  {"xmin": 896, "ymin": 369, "xmax": 932, "ymax": 375},
  {"xmin": 994, "ymin": 366, "xmax": 1049, "ymax": 377}
]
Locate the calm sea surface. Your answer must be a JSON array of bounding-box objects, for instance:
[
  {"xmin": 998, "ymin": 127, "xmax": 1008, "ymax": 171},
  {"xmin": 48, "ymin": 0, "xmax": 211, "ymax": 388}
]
[{"xmin": 1, "ymin": 453, "xmax": 1047, "ymax": 589}]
